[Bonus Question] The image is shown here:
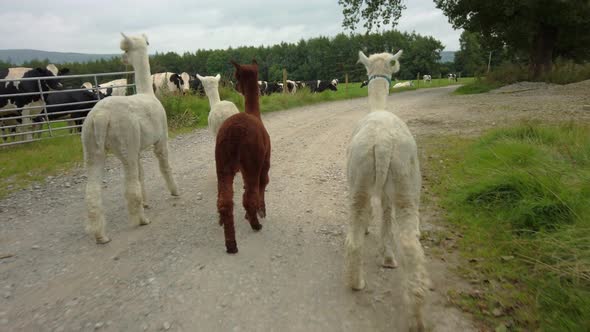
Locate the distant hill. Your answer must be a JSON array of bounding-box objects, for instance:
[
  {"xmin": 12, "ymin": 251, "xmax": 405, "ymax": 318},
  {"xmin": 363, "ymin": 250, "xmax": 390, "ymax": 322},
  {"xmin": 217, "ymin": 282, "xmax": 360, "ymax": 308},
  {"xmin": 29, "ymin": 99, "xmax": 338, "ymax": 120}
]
[
  {"xmin": 0, "ymin": 49, "xmax": 118, "ymax": 65},
  {"xmin": 440, "ymin": 51, "xmax": 455, "ymax": 63}
]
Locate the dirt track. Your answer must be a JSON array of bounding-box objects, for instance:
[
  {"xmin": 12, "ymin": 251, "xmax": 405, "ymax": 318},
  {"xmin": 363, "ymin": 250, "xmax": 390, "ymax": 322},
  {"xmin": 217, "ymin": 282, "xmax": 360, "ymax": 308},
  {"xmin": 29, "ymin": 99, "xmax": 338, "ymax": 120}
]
[{"xmin": 1, "ymin": 83, "xmax": 589, "ymax": 332}]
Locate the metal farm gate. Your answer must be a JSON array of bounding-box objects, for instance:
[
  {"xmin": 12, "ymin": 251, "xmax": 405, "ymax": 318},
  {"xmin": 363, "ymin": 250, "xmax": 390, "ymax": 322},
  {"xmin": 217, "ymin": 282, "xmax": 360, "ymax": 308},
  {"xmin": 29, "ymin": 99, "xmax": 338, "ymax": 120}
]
[{"xmin": 0, "ymin": 71, "xmax": 135, "ymax": 147}]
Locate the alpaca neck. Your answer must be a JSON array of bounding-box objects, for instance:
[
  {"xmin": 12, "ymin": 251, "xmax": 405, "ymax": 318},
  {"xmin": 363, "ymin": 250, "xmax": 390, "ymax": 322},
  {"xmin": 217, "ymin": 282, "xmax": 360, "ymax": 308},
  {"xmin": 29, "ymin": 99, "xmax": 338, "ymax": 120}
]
[
  {"xmin": 243, "ymin": 84, "xmax": 260, "ymax": 118},
  {"xmin": 204, "ymin": 86, "xmax": 221, "ymax": 107},
  {"xmin": 131, "ymin": 54, "xmax": 153, "ymax": 95},
  {"xmin": 368, "ymin": 79, "xmax": 389, "ymax": 111}
]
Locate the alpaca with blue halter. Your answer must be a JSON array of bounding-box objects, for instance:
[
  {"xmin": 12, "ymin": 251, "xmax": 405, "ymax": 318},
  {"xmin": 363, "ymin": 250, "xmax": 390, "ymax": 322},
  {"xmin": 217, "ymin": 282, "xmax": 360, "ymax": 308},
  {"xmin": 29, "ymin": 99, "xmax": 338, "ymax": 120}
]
[{"xmin": 346, "ymin": 50, "xmax": 430, "ymax": 331}]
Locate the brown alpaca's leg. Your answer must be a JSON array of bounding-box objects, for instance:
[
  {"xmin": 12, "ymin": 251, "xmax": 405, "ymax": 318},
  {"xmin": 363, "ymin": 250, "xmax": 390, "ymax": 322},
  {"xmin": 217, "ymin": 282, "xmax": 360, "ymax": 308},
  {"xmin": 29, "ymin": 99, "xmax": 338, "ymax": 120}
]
[
  {"xmin": 258, "ymin": 157, "xmax": 270, "ymax": 219},
  {"xmin": 217, "ymin": 172, "xmax": 238, "ymax": 253},
  {"xmin": 242, "ymin": 173, "xmax": 262, "ymax": 231}
]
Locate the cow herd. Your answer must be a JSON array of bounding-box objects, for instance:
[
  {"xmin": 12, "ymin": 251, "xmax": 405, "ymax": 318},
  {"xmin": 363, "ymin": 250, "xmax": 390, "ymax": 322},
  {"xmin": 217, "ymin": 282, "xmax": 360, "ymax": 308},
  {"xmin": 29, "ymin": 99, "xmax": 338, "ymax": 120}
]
[
  {"xmin": 258, "ymin": 79, "xmax": 338, "ymax": 95},
  {"xmin": 0, "ymin": 64, "xmax": 340, "ymax": 142}
]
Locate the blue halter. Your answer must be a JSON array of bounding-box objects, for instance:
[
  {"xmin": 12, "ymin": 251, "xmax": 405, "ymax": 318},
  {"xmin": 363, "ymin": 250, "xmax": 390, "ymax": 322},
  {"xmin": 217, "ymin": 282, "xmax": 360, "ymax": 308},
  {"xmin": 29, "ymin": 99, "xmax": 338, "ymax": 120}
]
[{"xmin": 367, "ymin": 74, "xmax": 392, "ymax": 87}]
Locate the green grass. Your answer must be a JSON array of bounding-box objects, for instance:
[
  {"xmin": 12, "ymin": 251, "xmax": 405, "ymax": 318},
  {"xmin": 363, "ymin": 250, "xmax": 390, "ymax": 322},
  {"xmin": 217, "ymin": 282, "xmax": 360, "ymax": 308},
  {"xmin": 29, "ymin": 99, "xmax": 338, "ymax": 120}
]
[
  {"xmin": 430, "ymin": 122, "xmax": 590, "ymax": 331},
  {"xmin": 0, "ymin": 135, "xmax": 83, "ymax": 197},
  {"xmin": 454, "ymin": 78, "xmax": 503, "ymax": 95},
  {"xmin": 457, "ymin": 60, "xmax": 590, "ymax": 95}
]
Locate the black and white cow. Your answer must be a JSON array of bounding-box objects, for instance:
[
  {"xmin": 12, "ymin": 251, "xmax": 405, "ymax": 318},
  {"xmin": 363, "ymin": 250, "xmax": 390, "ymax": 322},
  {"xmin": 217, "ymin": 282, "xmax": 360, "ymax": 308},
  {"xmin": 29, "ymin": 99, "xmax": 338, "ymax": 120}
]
[
  {"xmin": 33, "ymin": 86, "xmax": 107, "ymax": 135},
  {"xmin": 267, "ymin": 82, "xmax": 284, "ymax": 94},
  {"xmin": 190, "ymin": 74, "xmax": 206, "ymax": 96},
  {"xmin": 448, "ymin": 73, "xmax": 458, "ymax": 82},
  {"xmin": 0, "ymin": 64, "xmax": 69, "ymax": 141},
  {"xmin": 151, "ymin": 72, "xmax": 191, "ymax": 95},
  {"xmin": 360, "ymin": 80, "xmax": 368, "ymax": 88},
  {"xmin": 304, "ymin": 80, "xmax": 338, "ymax": 93},
  {"xmin": 258, "ymin": 80, "xmax": 268, "ymax": 95},
  {"xmin": 285, "ymin": 80, "xmax": 297, "ymax": 94}
]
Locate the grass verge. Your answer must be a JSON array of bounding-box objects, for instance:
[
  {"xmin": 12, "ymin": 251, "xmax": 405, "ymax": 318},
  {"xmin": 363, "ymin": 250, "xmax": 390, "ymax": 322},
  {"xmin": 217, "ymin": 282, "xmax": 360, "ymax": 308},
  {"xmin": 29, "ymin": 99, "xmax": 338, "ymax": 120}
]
[
  {"xmin": 429, "ymin": 122, "xmax": 590, "ymax": 331},
  {"xmin": 454, "ymin": 79, "xmax": 503, "ymax": 95}
]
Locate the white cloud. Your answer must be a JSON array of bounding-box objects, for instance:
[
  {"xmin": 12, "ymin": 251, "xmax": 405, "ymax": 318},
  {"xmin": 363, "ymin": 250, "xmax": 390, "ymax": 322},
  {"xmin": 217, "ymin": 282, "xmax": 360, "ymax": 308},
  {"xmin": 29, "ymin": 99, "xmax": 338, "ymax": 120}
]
[{"xmin": 0, "ymin": 0, "xmax": 461, "ymax": 53}]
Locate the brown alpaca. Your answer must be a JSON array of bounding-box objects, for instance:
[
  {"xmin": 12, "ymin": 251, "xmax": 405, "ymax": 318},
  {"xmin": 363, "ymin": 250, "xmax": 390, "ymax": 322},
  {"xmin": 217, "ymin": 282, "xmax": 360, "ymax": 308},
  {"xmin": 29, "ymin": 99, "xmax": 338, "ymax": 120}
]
[{"xmin": 215, "ymin": 59, "xmax": 271, "ymax": 254}]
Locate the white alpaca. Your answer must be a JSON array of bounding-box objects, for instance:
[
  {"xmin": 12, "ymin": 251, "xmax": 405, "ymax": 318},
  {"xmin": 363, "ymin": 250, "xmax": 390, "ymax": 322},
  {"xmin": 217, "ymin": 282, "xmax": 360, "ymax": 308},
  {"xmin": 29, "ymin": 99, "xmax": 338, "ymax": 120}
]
[
  {"xmin": 346, "ymin": 50, "xmax": 429, "ymax": 331},
  {"xmin": 198, "ymin": 73, "xmax": 240, "ymax": 135},
  {"xmin": 82, "ymin": 33, "xmax": 179, "ymax": 244}
]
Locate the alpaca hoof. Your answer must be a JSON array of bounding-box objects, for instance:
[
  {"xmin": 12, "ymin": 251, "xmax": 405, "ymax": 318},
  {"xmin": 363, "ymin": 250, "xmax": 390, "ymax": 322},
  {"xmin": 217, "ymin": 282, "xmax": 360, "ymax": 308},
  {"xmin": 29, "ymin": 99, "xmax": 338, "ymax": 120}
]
[
  {"xmin": 140, "ymin": 217, "xmax": 151, "ymax": 226},
  {"xmin": 170, "ymin": 190, "xmax": 180, "ymax": 197},
  {"xmin": 409, "ymin": 320, "xmax": 425, "ymax": 332},
  {"xmin": 365, "ymin": 228, "xmax": 370, "ymax": 235},
  {"xmin": 381, "ymin": 256, "xmax": 398, "ymax": 269},
  {"xmin": 257, "ymin": 208, "xmax": 266, "ymax": 219},
  {"xmin": 143, "ymin": 203, "xmax": 150, "ymax": 209},
  {"xmin": 96, "ymin": 236, "xmax": 111, "ymax": 244},
  {"xmin": 226, "ymin": 241, "xmax": 238, "ymax": 254},
  {"xmin": 251, "ymin": 223, "xmax": 262, "ymax": 231},
  {"xmin": 351, "ymin": 279, "xmax": 366, "ymax": 291}
]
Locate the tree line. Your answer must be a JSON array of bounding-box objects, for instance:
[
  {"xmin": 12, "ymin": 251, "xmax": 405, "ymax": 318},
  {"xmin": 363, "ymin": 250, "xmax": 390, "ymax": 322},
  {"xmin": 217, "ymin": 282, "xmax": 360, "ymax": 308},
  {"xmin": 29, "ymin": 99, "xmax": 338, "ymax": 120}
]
[{"xmin": 0, "ymin": 30, "xmax": 453, "ymax": 86}]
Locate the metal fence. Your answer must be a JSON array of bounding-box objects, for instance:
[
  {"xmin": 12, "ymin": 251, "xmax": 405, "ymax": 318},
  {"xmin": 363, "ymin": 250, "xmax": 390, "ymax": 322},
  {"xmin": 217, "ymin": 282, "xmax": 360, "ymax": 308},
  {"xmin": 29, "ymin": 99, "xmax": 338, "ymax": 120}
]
[{"xmin": 0, "ymin": 71, "xmax": 135, "ymax": 147}]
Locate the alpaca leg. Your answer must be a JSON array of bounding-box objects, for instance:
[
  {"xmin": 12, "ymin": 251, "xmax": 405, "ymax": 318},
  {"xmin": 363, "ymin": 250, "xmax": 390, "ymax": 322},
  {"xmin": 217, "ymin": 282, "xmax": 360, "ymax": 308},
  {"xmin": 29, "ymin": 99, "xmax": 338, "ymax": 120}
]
[
  {"xmin": 138, "ymin": 160, "xmax": 148, "ymax": 208},
  {"xmin": 217, "ymin": 172, "xmax": 238, "ymax": 253},
  {"xmin": 257, "ymin": 157, "xmax": 270, "ymax": 219},
  {"xmin": 242, "ymin": 174, "xmax": 262, "ymax": 231},
  {"xmin": 85, "ymin": 152, "xmax": 110, "ymax": 244},
  {"xmin": 395, "ymin": 162, "xmax": 428, "ymax": 331},
  {"xmin": 123, "ymin": 158, "xmax": 150, "ymax": 226},
  {"xmin": 380, "ymin": 183, "xmax": 398, "ymax": 268},
  {"xmin": 154, "ymin": 140, "xmax": 179, "ymax": 196},
  {"xmin": 345, "ymin": 191, "xmax": 371, "ymax": 290}
]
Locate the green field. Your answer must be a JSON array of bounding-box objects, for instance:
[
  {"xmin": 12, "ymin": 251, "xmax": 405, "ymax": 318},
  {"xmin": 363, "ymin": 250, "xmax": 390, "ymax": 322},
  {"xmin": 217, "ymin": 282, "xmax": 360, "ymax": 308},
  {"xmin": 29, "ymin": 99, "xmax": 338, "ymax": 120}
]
[{"xmin": 429, "ymin": 123, "xmax": 590, "ymax": 330}]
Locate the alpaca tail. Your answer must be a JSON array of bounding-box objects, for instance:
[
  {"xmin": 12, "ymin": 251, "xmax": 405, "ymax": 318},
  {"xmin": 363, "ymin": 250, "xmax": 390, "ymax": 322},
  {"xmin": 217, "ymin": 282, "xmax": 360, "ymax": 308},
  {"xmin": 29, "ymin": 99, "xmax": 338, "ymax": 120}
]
[
  {"xmin": 85, "ymin": 112, "xmax": 109, "ymax": 153},
  {"xmin": 373, "ymin": 142, "xmax": 391, "ymax": 193}
]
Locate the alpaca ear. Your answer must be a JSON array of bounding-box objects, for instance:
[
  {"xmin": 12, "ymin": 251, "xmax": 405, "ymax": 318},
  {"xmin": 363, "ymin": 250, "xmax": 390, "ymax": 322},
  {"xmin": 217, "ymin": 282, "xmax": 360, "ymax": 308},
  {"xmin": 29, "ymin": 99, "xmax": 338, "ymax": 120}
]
[
  {"xmin": 196, "ymin": 74, "xmax": 204, "ymax": 80},
  {"xmin": 389, "ymin": 50, "xmax": 403, "ymax": 73},
  {"xmin": 251, "ymin": 59, "xmax": 258, "ymax": 65},
  {"xmin": 215, "ymin": 74, "xmax": 221, "ymax": 80},
  {"xmin": 390, "ymin": 49, "xmax": 403, "ymax": 61},
  {"xmin": 230, "ymin": 60, "xmax": 240, "ymax": 70},
  {"xmin": 121, "ymin": 32, "xmax": 130, "ymax": 40},
  {"xmin": 142, "ymin": 33, "xmax": 149, "ymax": 45},
  {"xmin": 358, "ymin": 51, "xmax": 369, "ymax": 67}
]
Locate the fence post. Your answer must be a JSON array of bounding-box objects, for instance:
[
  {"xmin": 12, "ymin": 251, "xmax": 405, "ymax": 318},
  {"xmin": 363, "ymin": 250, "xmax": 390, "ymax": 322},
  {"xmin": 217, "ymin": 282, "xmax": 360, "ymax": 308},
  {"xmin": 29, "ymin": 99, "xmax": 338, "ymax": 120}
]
[
  {"xmin": 345, "ymin": 73, "xmax": 349, "ymax": 96},
  {"xmin": 37, "ymin": 78, "xmax": 53, "ymax": 138},
  {"xmin": 417, "ymin": 72, "xmax": 420, "ymax": 88},
  {"xmin": 282, "ymin": 69, "xmax": 287, "ymax": 94}
]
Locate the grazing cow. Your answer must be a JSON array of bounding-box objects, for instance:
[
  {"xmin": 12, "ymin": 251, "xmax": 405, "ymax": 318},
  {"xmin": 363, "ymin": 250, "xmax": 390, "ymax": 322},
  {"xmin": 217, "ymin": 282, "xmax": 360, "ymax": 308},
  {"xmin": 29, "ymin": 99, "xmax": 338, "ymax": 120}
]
[
  {"xmin": 34, "ymin": 87, "xmax": 106, "ymax": 134},
  {"xmin": 305, "ymin": 80, "xmax": 338, "ymax": 93},
  {"xmin": 189, "ymin": 74, "xmax": 205, "ymax": 96},
  {"xmin": 258, "ymin": 80, "xmax": 268, "ymax": 95},
  {"xmin": 423, "ymin": 74, "xmax": 432, "ymax": 83},
  {"xmin": 360, "ymin": 80, "xmax": 368, "ymax": 88},
  {"xmin": 0, "ymin": 64, "xmax": 69, "ymax": 141},
  {"xmin": 286, "ymin": 80, "xmax": 297, "ymax": 94},
  {"xmin": 151, "ymin": 72, "xmax": 190, "ymax": 95},
  {"xmin": 99, "ymin": 79, "xmax": 127, "ymax": 96},
  {"xmin": 295, "ymin": 81, "xmax": 306, "ymax": 90},
  {"xmin": 392, "ymin": 81, "xmax": 414, "ymax": 89},
  {"xmin": 266, "ymin": 82, "xmax": 283, "ymax": 94},
  {"xmin": 448, "ymin": 73, "xmax": 457, "ymax": 82},
  {"xmin": 331, "ymin": 78, "xmax": 339, "ymax": 87}
]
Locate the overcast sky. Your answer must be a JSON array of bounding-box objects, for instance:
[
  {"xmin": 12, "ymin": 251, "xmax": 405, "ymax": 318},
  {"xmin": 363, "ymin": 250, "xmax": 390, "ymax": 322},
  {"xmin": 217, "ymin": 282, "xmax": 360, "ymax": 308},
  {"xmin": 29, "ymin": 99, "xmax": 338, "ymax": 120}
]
[{"xmin": 0, "ymin": 0, "xmax": 461, "ymax": 53}]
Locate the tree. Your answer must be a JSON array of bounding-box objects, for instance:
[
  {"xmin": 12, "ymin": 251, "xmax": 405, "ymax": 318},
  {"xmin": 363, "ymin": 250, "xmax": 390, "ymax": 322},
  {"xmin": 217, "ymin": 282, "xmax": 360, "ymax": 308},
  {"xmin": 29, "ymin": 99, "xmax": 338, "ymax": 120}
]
[
  {"xmin": 434, "ymin": 0, "xmax": 590, "ymax": 78},
  {"xmin": 454, "ymin": 31, "xmax": 486, "ymax": 77},
  {"xmin": 339, "ymin": 0, "xmax": 405, "ymax": 31},
  {"xmin": 339, "ymin": 0, "xmax": 590, "ymax": 78}
]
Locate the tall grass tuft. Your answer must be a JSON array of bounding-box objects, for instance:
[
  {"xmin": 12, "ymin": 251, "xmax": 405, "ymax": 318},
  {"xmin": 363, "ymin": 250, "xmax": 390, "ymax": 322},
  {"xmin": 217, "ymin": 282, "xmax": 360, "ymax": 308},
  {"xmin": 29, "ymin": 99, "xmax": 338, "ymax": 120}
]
[{"xmin": 435, "ymin": 122, "xmax": 590, "ymax": 330}]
